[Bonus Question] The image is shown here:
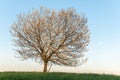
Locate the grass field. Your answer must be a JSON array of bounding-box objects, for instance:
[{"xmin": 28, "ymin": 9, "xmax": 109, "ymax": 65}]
[{"xmin": 0, "ymin": 72, "xmax": 120, "ymax": 80}]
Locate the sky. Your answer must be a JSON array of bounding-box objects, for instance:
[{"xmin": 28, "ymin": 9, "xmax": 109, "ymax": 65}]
[{"xmin": 0, "ymin": 0, "xmax": 120, "ymax": 75}]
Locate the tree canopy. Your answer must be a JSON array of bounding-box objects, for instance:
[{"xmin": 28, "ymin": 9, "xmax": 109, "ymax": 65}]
[{"xmin": 10, "ymin": 7, "xmax": 90, "ymax": 72}]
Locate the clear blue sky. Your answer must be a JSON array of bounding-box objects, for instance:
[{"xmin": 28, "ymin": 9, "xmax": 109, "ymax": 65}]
[{"xmin": 0, "ymin": 0, "xmax": 120, "ymax": 75}]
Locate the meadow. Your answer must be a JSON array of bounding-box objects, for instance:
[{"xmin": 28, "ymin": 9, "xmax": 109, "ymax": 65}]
[{"xmin": 0, "ymin": 72, "xmax": 120, "ymax": 80}]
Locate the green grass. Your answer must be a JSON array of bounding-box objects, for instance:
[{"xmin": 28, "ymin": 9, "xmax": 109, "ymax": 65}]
[{"xmin": 0, "ymin": 72, "xmax": 120, "ymax": 80}]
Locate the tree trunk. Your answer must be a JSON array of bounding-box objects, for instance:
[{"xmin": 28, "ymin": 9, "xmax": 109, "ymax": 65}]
[{"xmin": 43, "ymin": 61, "xmax": 48, "ymax": 72}]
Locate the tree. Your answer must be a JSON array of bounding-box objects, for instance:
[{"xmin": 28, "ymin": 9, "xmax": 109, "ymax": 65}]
[{"xmin": 10, "ymin": 7, "xmax": 90, "ymax": 72}]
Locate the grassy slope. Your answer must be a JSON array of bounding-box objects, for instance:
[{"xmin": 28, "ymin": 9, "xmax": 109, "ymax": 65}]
[{"xmin": 0, "ymin": 72, "xmax": 120, "ymax": 80}]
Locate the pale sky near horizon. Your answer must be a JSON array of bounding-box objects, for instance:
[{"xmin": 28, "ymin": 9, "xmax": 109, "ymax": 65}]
[{"xmin": 0, "ymin": 0, "xmax": 120, "ymax": 75}]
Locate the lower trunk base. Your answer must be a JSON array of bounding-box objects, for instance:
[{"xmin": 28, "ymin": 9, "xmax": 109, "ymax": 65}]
[{"xmin": 43, "ymin": 61, "xmax": 48, "ymax": 72}]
